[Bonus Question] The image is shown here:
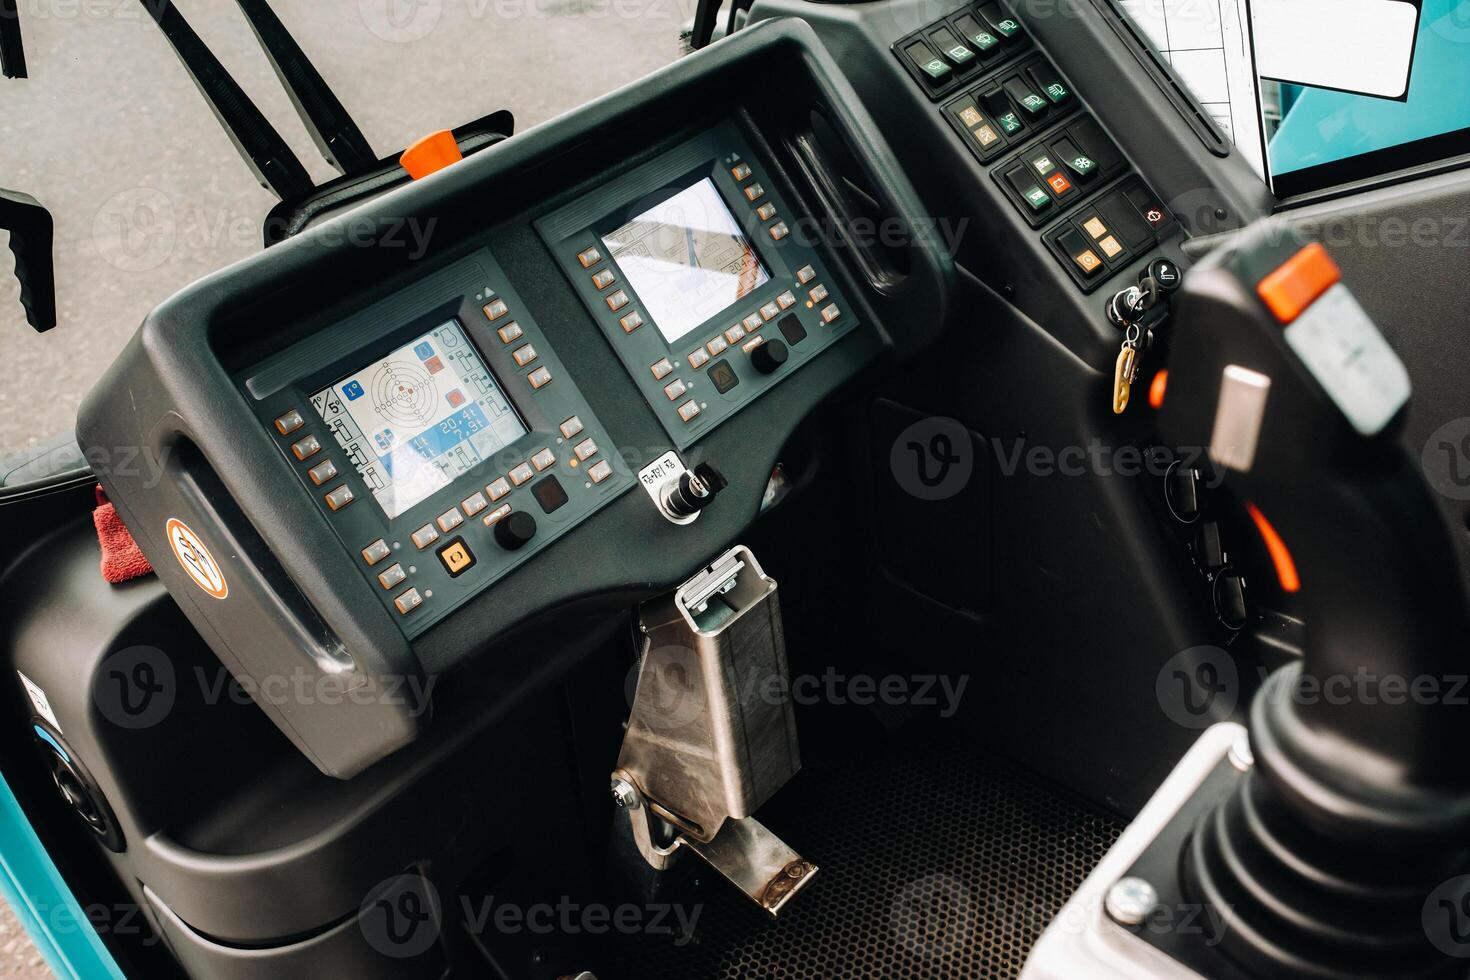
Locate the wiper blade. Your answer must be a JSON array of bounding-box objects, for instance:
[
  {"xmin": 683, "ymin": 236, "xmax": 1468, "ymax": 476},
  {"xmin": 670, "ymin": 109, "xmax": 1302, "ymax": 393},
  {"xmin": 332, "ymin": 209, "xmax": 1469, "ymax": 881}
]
[
  {"xmin": 234, "ymin": 0, "xmax": 377, "ymax": 177},
  {"xmin": 138, "ymin": 0, "xmax": 313, "ymax": 201},
  {"xmin": 1, "ymin": 0, "xmax": 27, "ymax": 79}
]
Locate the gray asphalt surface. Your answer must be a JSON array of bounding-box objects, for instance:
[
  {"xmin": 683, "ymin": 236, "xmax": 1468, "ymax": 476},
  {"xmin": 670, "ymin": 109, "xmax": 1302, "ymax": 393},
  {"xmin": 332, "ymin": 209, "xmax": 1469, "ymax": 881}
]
[
  {"xmin": 0, "ymin": 0, "xmax": 685, "ymax": 455},
  {"xmin": 0, "ymin": 1, "xmax": 682, "ymax": 972}
]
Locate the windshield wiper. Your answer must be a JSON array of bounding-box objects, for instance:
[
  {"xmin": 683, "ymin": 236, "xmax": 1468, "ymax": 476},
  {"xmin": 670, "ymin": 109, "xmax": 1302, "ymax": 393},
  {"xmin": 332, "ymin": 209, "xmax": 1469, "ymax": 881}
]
[{"xmin": 1, "ymin": 189, "xmax": 56, "ymax": 332}]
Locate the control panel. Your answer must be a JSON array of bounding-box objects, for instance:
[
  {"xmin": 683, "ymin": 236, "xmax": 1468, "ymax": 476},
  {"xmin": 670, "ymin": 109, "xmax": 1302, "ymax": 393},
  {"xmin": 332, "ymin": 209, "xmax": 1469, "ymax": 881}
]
[
  {"xmin": 896, "ymin": 2, "xmax": 1180, "ymax": 293},
  {"xmin": 237, "ymin": 249, "xmax": 636, "ymax": 638},
  {"xmin": 536, "ymin": 120, "xmax": 857, "ymax": 449}
]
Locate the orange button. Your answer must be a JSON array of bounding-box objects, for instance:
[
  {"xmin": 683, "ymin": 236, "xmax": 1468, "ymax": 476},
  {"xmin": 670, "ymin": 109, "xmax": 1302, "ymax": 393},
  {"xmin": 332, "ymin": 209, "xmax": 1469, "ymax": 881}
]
[
  {"xmin": 1257, "ymin": 242, "xmax": 1340, "ymax": 323},
  {"xmin": 400, "ymin": 130, "xmax": 463, "ymax": 180},
  {"xmin": 1047, "ymin": 172, "xmax": 1072, "ymax": 195}
]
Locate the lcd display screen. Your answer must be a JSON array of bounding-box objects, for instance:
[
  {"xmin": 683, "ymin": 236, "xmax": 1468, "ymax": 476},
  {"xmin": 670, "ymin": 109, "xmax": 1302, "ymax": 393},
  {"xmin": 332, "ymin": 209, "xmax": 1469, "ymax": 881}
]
[
  {"xmin": 310, "ymin": 320, "xmax": 527, "ymax": 519},
  {"xmin": 601, "ymin": 177, "xmax": 770, "ymax": 344}
]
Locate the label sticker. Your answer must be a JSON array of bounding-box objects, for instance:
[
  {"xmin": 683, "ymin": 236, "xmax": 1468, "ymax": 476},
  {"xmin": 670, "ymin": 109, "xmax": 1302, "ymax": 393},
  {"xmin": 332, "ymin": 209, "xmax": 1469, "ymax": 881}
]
[
  {"xmin": 18, "ymin": 671, "xmax": 61, "ymax": 732},
  {"xmin": 165, "ymin": 518, "xmax": 229, "ymax": 599},
  {"xmin": 1284, "ymin": 284, "xmax": 1410, "ymax": 436}
]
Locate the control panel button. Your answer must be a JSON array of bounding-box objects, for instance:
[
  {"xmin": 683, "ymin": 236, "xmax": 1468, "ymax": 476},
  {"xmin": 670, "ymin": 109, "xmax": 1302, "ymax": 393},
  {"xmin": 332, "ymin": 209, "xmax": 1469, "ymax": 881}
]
[
  {"xmin": 731, "ymin": 162, "xmax": 752, "ymax": 180},
  {"xmin": 676, "ymin": 400, "xmax": 702, "ymax": 423},
  {"xmin": 742, "ymin": 337, "xmax": 765, "ymax": 353},
  {"xmin": 532, "ymin": 447, "xmax": 557, "ymax": 471},
  {"xmin": 742, "ymin": 312, "xmax": 764, "ymax": 332},
  {"xmin": 1046, "ymin": 171, "xmax": 1074, "ymax": 197},
  {"xmin": 710, "ymin": 357, "xmax": 742, "ymax": 391},
  {"xmin": 687, "ymin": 348, "xmax": 710, "ymax": 369},
  {"xmin": 980, "ymin": 89, "xmax": 1024, "ymax": 135},
  {"xmin": 755, "ymin": 202, "xmax": 777, "ymax": 221},
  {"xmin": 483, "ymin": 503, "xmax": 512, "ymax": 526},
  {"xmin": 527, "ymin": 366, "xmax": 553, "ymax": 389},
  {"xmin": 759, "ymin": 301, "xmax": 780, "ymax": 321},
  {"xmin": 378, "ymin": 563, "xmax": 406, "ymax": 590},
  {"xmin": 1148, "ymin": 258, "xmax": 1183, "ymax": 292},
  {"xmin": 706, "ymin": 336, "xmax": 728, "ymax": 357},
  {"xmin": 1098, "ymin": 235, "xmax": 1125, "ymax": 260},
  {"xmin": 291, "ymin": 434, "xmax": 322, "ymax": 460},
  {"xmin": 664, "ymin": 378, "xmax": 688, "ymax": 401},
  {"xmin": 776, "ymin": 290, "xmax": 797, "ymax": 310},
  {"xmin": 743, "ymin": 182, "xmax": 766, "ymax": 202},
  {"xmin": 533, "ymin": 475, "xmax": 570, "ymax": 513},
  {"xmin": 1003, "ymin": 77, "xmax": 1048, "ymax": 117},
  {"xmin": 620, "ymin": 310, "xmax": 644, "ymax": 333},
  {"xmin": 483, "ymin": 298, "xmax": 509, "ymax": 320},
  {"xmin": 969, "ymin": 121, "xmax": 1002, "ymax": 151},
  {"xmin": 605, "ymin": 289, "xmax": 630, "ymax": 312},
  {"xmin": 361, "ymin": 539, "xmax": 391, "ymax": 565},
  {"xmin": 808, "ymin": 284, "xmax": 829, "ymax": 303},
  {"xmin": 1049, "ymin": 136, "xmax": 1097, "ymax": 181},
  {"xmin": 436, "ymin": 537, "xmax": 476, "ymax": 577},
  {"xmin": 591, "ymin": 268, "xmax": 616, "ymax": 289},
  {"xmin": 437, "ymin": 507, "xmax": 464, "ymax": 532},
  {"xmin": 1027, "ymin": 63, "xmax": 1071, "ymax": 105},
  {"xmin": 573, "ymin": 438, "xmax": 598, "ymax": 460},
  {"xmin": 461, "ymin": 491, "xmax": 488, "ymax": 517},
  {"xmin": 513, "ymin": 344, "xmax": 538, "ymax": 366},
  {"xmin": 394, "ymin": 588, "xmax": 424, "ymax": 615},
  {"xmin": 497, "ymin": 322, "xmax": 524, "ymax": 344},
  {"xmin": 1082, "ymin": 215, "xmax": 1109, "ymax": 240},
  {"xmin": 724, "ymin": 324, "xmax": 746, "ymax": 345},
  {"xmin": 509, "ymin": 462, "xmax": 535, "ymax": 486},
  {"xmin": 821, "ymin": 304, "xmax": 842, "ymax": 324},
  {"xmin": 778, "ymin": 314, "xmax": 808, "ymax": 346},
  {"xmin": 274, "ymin": 409, "xmax": 305, "ymax": 435},
  {"xmin": 796, "ymin": 265, "xmax": 816, "ymax": 284},
  {"xmin": 979, "ymin": 2, "xmax": 1022, "ymax": 39},
  {"xmin": 559, "ymin": 416, "xmax": 584, "ymax": 439},
  {"xmin": 930, "ymin": 28, "xmax": 974, "ymax": 67},
  {"xmin": 651, "ymin": 357, "xmax": 674, "ymax": 380},
  {"xmin": 307, "ymin": 458, "xmax": 338, "ymax": 486},
  {"xmin": 411, "ymin": 524, "xmax": 440, "ymax": 549},
  {"xmin": 1059, "ymin": 229, "xmax": 1104, "ymax": 278},
  {"xmin": 588, "ymin": 458, "xmax": 614, "ymax": 483},
  {"xmin": 486, "ymin": 477, "xmax": 511, "ymax": 501},
  {"xmin": 576, "ymin": 246, "xmax": 601, "ymax": 268},
  {"xmin": 768, "ymin": 221, "xmax": 790, "ymax": 241},
  {"xmin": 324, "ymin": 485, "xmax": 355, "ymax": 511},
  {"xmin": 954, "ymin": 14, "xmax": 1000, "ymax": 53},
  {"xmin": 1067, "ymin": 116, "xmax": 1125, "ymax": 174},
  {"xmin": 903, "ymin": 40, "xmax": 951, "ymax": 83}
]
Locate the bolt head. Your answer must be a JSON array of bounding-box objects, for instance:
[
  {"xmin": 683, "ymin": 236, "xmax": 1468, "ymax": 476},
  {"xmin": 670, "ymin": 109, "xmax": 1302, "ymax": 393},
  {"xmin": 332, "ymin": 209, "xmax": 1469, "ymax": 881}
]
[
  {"xmin": 1106, "ymin": 877, "xmax": 1158, "ymax": 926},
  {"xmin": 610, "ymin": 779, "xmax": 638, "ymax": 809}
]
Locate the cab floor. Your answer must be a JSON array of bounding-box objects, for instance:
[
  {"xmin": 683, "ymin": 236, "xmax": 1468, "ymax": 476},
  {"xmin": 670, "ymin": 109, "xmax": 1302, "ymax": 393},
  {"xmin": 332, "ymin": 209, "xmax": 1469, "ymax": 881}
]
[{"xmin": 597, "ymin": 720, "xmax": 1125, "ymax": 980}]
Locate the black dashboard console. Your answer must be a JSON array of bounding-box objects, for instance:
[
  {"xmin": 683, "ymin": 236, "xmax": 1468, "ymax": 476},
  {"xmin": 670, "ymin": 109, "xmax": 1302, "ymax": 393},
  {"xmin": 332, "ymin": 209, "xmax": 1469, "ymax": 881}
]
[{"xmin": 77, "ymin": 19, "xmax": 953, "ymax": 779}]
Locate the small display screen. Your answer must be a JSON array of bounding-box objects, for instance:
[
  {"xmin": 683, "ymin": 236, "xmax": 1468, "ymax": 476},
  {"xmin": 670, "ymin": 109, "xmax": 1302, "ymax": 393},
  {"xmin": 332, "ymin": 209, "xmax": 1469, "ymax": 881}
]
[
  {"xmin": 601, "ymin": 177, "xmax": 770, "ymax": 344},
  {"xmin": 310, "ymin": 320, "xmax": 527, "ymax": 519}
]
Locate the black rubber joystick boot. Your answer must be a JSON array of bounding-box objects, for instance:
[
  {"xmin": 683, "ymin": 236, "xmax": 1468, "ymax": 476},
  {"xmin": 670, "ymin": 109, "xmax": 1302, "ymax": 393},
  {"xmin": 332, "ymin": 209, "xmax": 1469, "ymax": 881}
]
[{"xmin": 1157, "ymin": 230, "xmax": 1470, "ymax": 979}]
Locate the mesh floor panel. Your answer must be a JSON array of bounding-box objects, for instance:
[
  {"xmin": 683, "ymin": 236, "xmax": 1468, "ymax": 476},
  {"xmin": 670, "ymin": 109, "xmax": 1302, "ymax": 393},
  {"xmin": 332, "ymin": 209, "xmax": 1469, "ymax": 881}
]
[{"xmin": 600, "ymin": 730, "xmax": 1125, "ymax": 979}]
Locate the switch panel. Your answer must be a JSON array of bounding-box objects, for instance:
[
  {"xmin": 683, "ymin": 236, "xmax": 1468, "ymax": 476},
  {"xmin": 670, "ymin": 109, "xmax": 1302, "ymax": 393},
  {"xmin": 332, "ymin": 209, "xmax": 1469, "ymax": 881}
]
[
  {"xmin": 1042, "ymin": 176, "xmax": 1176, "ymax": 291},
  {"xmin": 893, "ymin": 2, "xmax": 1033, "ymax": 99}
]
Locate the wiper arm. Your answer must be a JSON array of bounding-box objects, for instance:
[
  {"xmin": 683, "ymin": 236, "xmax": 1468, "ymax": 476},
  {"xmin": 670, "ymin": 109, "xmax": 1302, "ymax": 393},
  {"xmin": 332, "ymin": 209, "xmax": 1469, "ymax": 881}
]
[
  {"xmin": 1, "ymin": 0, "xmax": 27, "ymax": 79},
  {"xmin": 233, "ymin": 0, "xmax": 377, "ymax": 177},
  {"xmin": 138, "ymin": 0, "xmax": 314, "ymax": 201}
]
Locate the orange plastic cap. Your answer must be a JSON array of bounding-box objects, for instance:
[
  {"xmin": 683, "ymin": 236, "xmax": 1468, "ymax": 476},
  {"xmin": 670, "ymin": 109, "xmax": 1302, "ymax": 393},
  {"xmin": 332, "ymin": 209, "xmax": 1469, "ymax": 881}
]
[
  {"xmin": 1257, "ymin": 242, "xmax": 1340, "ymax": 323},
  {"xmin": 400, "ymin": 130, "xmax": 463, "ymax": 180},
  {"xmin": 1246, "ymin": 502, "xmax": 1300, "ymax": 593}
]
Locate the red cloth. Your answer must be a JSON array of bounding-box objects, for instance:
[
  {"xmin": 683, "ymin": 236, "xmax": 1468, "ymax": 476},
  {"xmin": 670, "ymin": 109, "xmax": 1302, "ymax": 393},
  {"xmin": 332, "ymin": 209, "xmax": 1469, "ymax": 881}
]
[{"xmin": 93, "ymin": 486, "xmax": 154, "ymax": 584}]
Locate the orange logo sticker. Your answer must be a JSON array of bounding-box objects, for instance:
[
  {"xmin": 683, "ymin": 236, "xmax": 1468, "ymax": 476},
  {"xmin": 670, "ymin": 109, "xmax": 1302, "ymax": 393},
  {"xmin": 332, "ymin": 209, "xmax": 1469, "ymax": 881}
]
[{"xmin": 165, "ymin": 518, "xmax": 228, "ymax": 599}]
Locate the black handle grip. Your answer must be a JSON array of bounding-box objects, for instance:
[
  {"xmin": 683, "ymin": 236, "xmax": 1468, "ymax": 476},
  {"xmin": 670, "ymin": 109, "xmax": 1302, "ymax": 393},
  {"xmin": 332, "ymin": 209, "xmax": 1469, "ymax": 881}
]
[{"xmin": 0, "ymin": 188, "xmax": 56, "ymax": 332}]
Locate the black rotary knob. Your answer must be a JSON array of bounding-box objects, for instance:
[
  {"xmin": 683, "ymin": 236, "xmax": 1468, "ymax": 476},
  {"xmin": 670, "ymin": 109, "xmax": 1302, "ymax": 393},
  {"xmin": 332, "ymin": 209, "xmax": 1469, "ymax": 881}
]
[
  {"xmin": 750, "ymin": 338, "xmax": 789, "ymax": 375},
  {"xmin": 494, "ymin": 511, "xmax": 537, "ymax": 550}
]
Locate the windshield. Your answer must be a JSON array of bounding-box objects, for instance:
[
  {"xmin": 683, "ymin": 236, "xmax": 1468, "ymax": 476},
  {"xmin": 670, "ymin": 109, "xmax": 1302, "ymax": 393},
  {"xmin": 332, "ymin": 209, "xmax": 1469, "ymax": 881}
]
[{"xmin": 0, "ymin": 1, "xmax": 681, "ymax": 454}]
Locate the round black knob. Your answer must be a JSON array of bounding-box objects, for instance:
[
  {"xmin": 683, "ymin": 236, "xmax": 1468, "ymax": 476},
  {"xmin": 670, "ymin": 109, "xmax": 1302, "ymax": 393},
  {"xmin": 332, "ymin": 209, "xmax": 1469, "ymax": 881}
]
[
  {"xmin": 750, "ymin": 338, "xmax": 789, "ymax": 375},
  {"xmin": 494, "ymin": 511, "xmax": 537, "ymax": 550},
  {"xmin": 1145, "ymin": 258, "xmax": 1183, "ymax": 293}
]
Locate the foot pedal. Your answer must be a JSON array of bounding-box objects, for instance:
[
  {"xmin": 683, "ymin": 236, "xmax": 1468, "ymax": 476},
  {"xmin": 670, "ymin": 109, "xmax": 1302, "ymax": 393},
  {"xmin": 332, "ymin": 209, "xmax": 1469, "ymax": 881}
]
[{"xmin": 612, "ymin": 546, "xmax": 817, "ymax": 916}]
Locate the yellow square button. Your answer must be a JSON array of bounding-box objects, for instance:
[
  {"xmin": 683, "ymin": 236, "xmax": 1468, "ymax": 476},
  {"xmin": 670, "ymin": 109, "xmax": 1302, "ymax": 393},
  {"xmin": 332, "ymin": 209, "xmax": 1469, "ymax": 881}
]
[{"xmin": 436, "ymin": 537, "xmax": 476, "ymax": 578}]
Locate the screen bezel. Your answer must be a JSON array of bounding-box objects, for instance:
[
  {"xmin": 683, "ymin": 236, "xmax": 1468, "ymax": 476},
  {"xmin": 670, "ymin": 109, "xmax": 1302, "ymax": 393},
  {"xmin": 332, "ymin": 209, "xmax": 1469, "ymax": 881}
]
[{"xmin": 591, "ymin": 164, "xmax": 779, "ymax": 349}]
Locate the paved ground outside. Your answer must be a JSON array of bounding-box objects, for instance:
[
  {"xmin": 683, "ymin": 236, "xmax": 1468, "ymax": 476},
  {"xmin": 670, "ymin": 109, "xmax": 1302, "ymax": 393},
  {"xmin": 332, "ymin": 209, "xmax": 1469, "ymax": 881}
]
[
  {"xmin": 0, "ymin": 0, "xmax": 684, "ymax": 972},
  {"xmin": 0, "ymin": 0, "xmax": 686, "ymax": 455}
]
